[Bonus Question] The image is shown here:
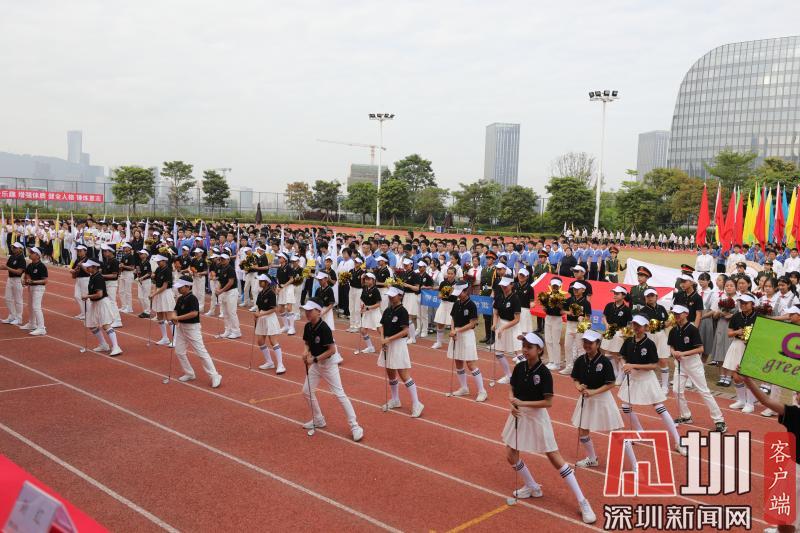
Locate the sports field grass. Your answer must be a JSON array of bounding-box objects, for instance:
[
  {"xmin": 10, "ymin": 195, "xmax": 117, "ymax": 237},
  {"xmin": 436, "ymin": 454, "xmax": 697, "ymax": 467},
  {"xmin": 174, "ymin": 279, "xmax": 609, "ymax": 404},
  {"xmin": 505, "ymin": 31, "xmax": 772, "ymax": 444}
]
[{"xmin": 616, "ymin": 248, "xmax": 695, "ymax": 270}]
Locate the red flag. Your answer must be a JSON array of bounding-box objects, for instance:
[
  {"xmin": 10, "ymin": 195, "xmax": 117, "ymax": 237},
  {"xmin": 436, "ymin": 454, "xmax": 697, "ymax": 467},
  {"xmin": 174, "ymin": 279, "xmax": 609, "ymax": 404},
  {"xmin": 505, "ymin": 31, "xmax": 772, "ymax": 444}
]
[
  {"xmin": 695, "ymin": 183, "xmax": 710, "ymax": 247},
  {"xmin": 793, "ymin": 186, "xmax": 800, "ymax": 243},
  {"xmin": 733, "ymin": 189, "xmax": 744, "ymax": 246},
  {"xmin": 723, "ymin": 189, "xmax": 737, "ymax": 249},
  {"xmin": 754, "ymin": 185, "xmax": 767, "ymax": 249},
  {"xmin": 774, "ymin": 183, "xmax": 785, "ymax": 244},
  {"xmin": 713, "ymin": 183, "xmax": 723, "ymax": 245}
]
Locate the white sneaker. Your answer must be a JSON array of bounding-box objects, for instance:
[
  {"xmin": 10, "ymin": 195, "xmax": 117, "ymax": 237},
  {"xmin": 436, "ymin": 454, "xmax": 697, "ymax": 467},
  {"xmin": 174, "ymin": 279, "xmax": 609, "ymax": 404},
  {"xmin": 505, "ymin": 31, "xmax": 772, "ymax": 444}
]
[
  {"xmin": 302, "ymin": 419, "xmax": 326, "ymax": 429},
  {"xmin": 381, "ymin": 399, "xmax": 402, "ymax": 410},
  {"xmin": 204, "ymin": 310, "xmax": 215, "ymax": 317},
  {"xmin": 178, "ymin": 374, "xmax": 196, "ymax": 382},
  {"xmin": 406, "ymin": 337, "xmax": 416, "ymax": 344},
  {"xmin": 1, "ymin": 317, "xmax": 13, "ymax": 324},
  {"xmin": 351, "ymin": 425, "xmax": 364, "ymax": 442},
  {"xmin": 74, "ymin": 314, "xmax": 85, "ymax": 320},
  {"xmin": 451, "ymin": 387, "xmax": 469, "ymax": 397},
  {"xmin": 559, "ymin": 366, "xmax": 573, "ymax": 375},
  {"xmin": 730, "ymin": 400, "xmax": 745, "ymax": 410},
  {"xmin": 94, "ymin": 343, "xmax": 110, "ymax": 352},
  {"xmin": 431, "ymin": 342, "xmax": 442, "ymax": 349},
  {"xmin": 18, "ymin": 323, "xmax": 34, "ymax": 331},
  {"xmin": 411, "ymin": 402, "xmax": 425, "ymax": 418},
  {"xmin": 227, "ymin": 333, "xmax": 242, "ymax": 339},
  {"xmin": 287, "ymin": 328, "xmax": 296, "ymax": 336},
  {"xmin": 475, "ymin": 390, "xmax": 488, "ymax": 402},
  {"xmin": 675, "ymin": 445, "xmax": 688, "ymax": 457},
  {"xmin": 238, "ymin": 302, "xmax": 246, "ymax": 307},
  {"xmin": 249, "ymin": 306, "xmax": 258, "ymax": 312},
  {"xmin": 217, "ymin": 313, "xmax": 224, "ymax": 318},
  {"xmin": 276, "ymin": 365, "xmax": 286, "ymax": 375},
  {"xmin": 545, "ymin": 362, "xmax": 559, "ymax": 370},
  {"xmin": 496, "ymin": 375, "xmax": 511, "ymax": 385},
  {"xmin": 167, "ymin": 341, "xmax": 175, "ymax": 348},
  {"xmin": 29, "ymin": 328, "xmax": 47, "ymax": 336},
  {"xmin": 761, "ymin": 408, "xmax": 777, "ymax": 417},
  {"xmin": 576, "ymin": 457, "xmax": 599, "ymax": 468},
  {"xmin": 156, "ymin": 338, "xmax": 170, "ymax": 346},
  {"xmin": 109, "ymin": 346, "xmax": 123, "ymax": 357},
  {"xmin": 279, "ymin": 326, "xmax": 289, "ymax": 333},
  {"xmin": 258, "ymin": 362, "xmax": 275, "ymax": 370},
  {"xmin": 211, "ymin": 374, "xmax": 222, "ymax": 388},
  {"xmin": 420, "ymin": 332, "xmax": 428, "ymax": 338},
  {"xmin": 111, "ymin": 322, "xmax": 123, "ymax": 328},
  {"xmin": 579, "ymin": 499, "xmax": 597, "ymax": 524},
  {"xmin": 512, "ymin": 485, "xmax": 543, "ymax": 499},
  {"xmin": 359, "ymin": 346, "xmax": 375, "ymax": 354},
  {"xmin": 9, "ymin": 319, "xmax": 20, "ymax": 326},
  {"xmin": 742, "ymin": 403, "xmax": 754, "ymax": 414}
]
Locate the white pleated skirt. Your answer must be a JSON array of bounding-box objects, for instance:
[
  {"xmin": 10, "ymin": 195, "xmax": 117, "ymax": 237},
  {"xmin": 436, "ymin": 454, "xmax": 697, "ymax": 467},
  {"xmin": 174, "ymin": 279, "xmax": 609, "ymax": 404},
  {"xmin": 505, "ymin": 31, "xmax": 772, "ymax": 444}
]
[
  {"xmin": 494, "ymin": 318, "xmax": 520, "ymax": 353},
  {"xmin": 601, "ymin": 332, "xmax": 624, "ymax": 353},
  {"xmin": 151, "ymin": 290, "xmax": 176, "ymax": 313},
  {"xmin": 434, "ymin": 301, "xmax": 453, "ymax": 326},
  {"xmin": 722, "ymin": 339, "xmax": 746, "ymax": 371},
  {"xmin": 403, "ymin": 292, "xmax": 420, "ymax": 315},
  {"xmin": 501, "ymin": 407, "xmax": 558, "ymax": 453},
  {"xmin": 447, "ymin": 329, "xmax": 478, "ymax": 361},
  {"xmin": 617, "ymin": 370, "xmax": 666, "ymax": 405},
  {"xmin": 647, "ymin": 330, "xmax": 670, "ymax": 359},
  {"xmin": 361, "ymin": 308, "xmax": 382, "ymax": 330},
  {"xmin": 518, "ymin": 308, "xmax": 533, "ymax": 334},
  {"xmin": 377, "ymin": 338, "xmax": 411, "ymax": 369},
  {"xmin": 255, "ymin": 313, "xmax": 282, "ymax": 336},
  {"xmin": 322, "ymin": 309, "xmax": 336, "ymax": 331},
  {"xmin": 571, "ymin": 390, "xmax": 624, "ymax": 431},
  {"xmin": 277, "ymin": 287, "xmax": 296, "ymax": 305},
  {"xmin": 86, "ymin": 297, "xmax": 114, "ymax": 328}
]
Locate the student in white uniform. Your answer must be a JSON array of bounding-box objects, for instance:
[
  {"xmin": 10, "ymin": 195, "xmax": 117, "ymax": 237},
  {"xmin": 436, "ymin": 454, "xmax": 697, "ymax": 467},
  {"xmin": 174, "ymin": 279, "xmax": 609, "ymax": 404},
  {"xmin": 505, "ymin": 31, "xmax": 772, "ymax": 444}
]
[
  {"xmin": 502, "ymin": 332, "xmax": 596, "ymax": 524},
  {"xmin": 135, "ymin": 249, "xmax": 153, "ymax": 318},
  {"xmin": 447, "ymin": 283, "xmax": 487, "ymax": 402},
  {"xmin": 398, "ymin": 258, "xmax": 422, "ymax": 344},
  {"xmin": 354, "ymin": 273, "xmax": 381, "ymax": 354},
  {"xmin": 170, "ymin": 278, "xmax": 222, "ymax": 388},
  {"xmin": 300, "ymin": 298, "xmax": 364, "ymax": 442},
  {"xmin": 190, "ymin": 248, "xmax": 208, "ymax": 313},
  {"xmin": 493, "ymin": 277, "xmax": 522, "ymax": 384},
  {"xmin": 379, "ymin": 286, "xmax": 424, "ymax": 418},
  {"xmin": 314, "ymin": 271, "xmax": 342, "ymax": 364},
  {"xmin": 118, "ymin": 243, "xmax": 136, "ymax": 313},
  {"xmin": 346, "ymin": 257, "xmax": 365, "ymax": 332},
  {"xmin": 71, "ymin": 245, "xmax": 91, "ymax": 319},
  {"xmin": 150, "ymin": 254, "xmax": 176, "ymax": 346},
  {"xmin": 101, "ymin": 245, "xmax": 123, "ymax": 328},
  {"xmin": 1, "ymin": 242, "xmax": 26, "ymax": 325},
  {"xmin": 253, "ymin": 274, "xmax": 285, "ymax": 374},
  {"xmin": 723, "ymin": 293, "xmax": 758, "ymax": 413},
  {"xmin": 82, "ymin": 260, "xmax": 123, "ymax": 356},
  {"xmin": 432, "ymin": 267, "xmax": 457, "ymax": 349},
  {"xmin": 21, "ymin": 247, "xmax": 47, "ymax": 336},
  {"xmin": 214, "ymin": 254, "xmax": 242, "ymax": 339}
]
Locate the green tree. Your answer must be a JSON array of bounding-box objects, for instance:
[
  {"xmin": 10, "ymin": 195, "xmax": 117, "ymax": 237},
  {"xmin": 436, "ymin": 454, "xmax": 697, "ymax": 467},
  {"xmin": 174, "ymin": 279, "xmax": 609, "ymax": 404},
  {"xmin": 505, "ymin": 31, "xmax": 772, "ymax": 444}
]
[
  {"xmin": 641, "ymin": 167, "xmax": 693, "ymax": 226},
  {"xmin": 414, "ymin": 186, "xmax": 449, "ymax": 225},
  {"xmin": 451, "ymin": 180, "xmax": 501, "ymax": 231},
  {"xmin": 310, "ymin": 180, "xmax": 341, "ymax": 221},
  {"xmin": 670, "ymin": 176, "xmax": 710, "ymax": 226},
  {"xmin": 545, "ymin": 177, "xmax": 593, "ymax": 229},
  {"xmin": 391, "ymin": 154, "xmax": 436, "ymax": 196},
  {"xmin": 161, "ymin": 160, "xmax": 196, "ymax": 214},
  {"xmin": 201, "ymin": 170, "xmax": 230, "ymax": 217},
  {"xmin": 704, "ymin": 149, "xmax": 757, "ymax": 190},
  {"xmin": 751, "ymin": 156, "xmax": 800, "ymax": 189},
  {"xmin": 285, "ymin": 181, "xmax": 313, "ymax": 219},
  {"xmin": 343, "ymin": 182, "xmax": 377, "ymax": 223},
  {"xmin": 615, "ymin": 181, "xmax": 659, "ymax": 230},
  {"xmin": 599, "ymin": 190, "xmax": 620, "ymax": 230},
  {"xmin": 110, "ymin": 166, "xmax": 155, "ymax": 215},
  {"xmin": 499, "ymin": 185, "xmax": 538, "ymax": 232},
  {"xmin": 378, "ymin": 178, "xmax": 411, "ymax": 225}
]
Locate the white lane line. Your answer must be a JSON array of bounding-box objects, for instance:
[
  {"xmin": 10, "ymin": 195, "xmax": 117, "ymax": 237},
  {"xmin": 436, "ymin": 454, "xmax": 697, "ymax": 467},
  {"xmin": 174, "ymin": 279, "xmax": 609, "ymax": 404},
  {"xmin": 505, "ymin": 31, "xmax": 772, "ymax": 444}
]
[
  {"xmin": 0, "ymin": 382, "xmax": 60, "ymax": 394},
  {"xmin": 0, "ymin": 421, "xmax": 179, "ymax": 532}
]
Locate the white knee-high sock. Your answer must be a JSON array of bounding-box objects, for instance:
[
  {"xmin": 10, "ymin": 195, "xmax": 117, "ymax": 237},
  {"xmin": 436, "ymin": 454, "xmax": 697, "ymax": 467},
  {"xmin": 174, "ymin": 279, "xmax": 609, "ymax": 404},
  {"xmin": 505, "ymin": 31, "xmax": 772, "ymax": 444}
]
[
  {"xmin": 272, "ymin": 344, "xmax": 283, "ymax": 367},
  {"xmin": 92, "ymin": 328, "xmax": 105, "ymax": 344},
  {"xmin": 559, "ymin": 464, "xmax": 586, "ymax": 503},
  {"xmin": 409, "ymin": 322, "xmax": 416, "ymax": 341},
  {"xmin": 660, "ymin": 368, "xmax": 669, "ymax": 389},
  {"xmin": 471, "ymin": 368, "xmax": 485, "ymax": 392},
  {"xmin": 106, "ymin": 328, "xmax": 119, "ymax": 349},
  {"xmin": 159, "ymin": 320, "xmax": 167, "ymax": 339},
  {"xmin": 364, "ymin": 335, "xmax": 374, "ymax": 350},
  {"xmin": 655, "ymin": 403, "xmax": 681, "ymax": 447},
  {"xmin": 436, "ymin": 329, "xmax": 443, "ymax": 344},
  {"xmin": 580, "ymin": 436, "xmax": 596, "ymax": 461},
  {"xmin": 287, "ymin": 314, "xmax": 295, "ymax": 331},
  {"xmin": 621, "ymin": 404, "xmax": 644, "ymax": 431},
  {"xmin": 624, "ymin": 441, "xmax": 638, "ymax": 470},
  {"xmin": 259, "ymin": 345, "xmax": 273, "ymax": 364},
  {"xmin": 456, "ymin": 368, "xmax": 467, "ymax": 389},
  {"xmin": 514, "ymin": 459, "xmax": 540, "ymax": 490},
  {"xmin": 404, "ymin": 378, "xmax": 420, "ymax": 404},
  {"xmin": 389, "ymin": 378, "xmax": 400, "ymax": 402},
  {"xmin": 734, "ymin": 383, "xmax": 747, "ymax": 402},
  {"xmin": 745, "ymin": 388, "xmax": 756, "ymax": 406},
  {"xmin": 496, "ymin": 353, "xmax": 511, "ymax": 377}
]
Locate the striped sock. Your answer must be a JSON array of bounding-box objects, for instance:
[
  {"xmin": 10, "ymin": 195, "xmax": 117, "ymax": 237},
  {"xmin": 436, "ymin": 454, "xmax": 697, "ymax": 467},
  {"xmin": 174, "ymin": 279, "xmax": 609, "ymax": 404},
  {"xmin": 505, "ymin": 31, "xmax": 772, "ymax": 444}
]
[
  {"xmin": 514, "ymin": 460, "xmax": 540, "ymax": 490},
  {"xmin": 471, "ymin": 368, "xmax": 485, "ymax": 392},
  {"xmin": 456, "ymin": 369, "xmax": 467, "ymax": 389},
  {"xmin": 389, "ymin": 379, "xmax": 400, "ymax": 402},
  {"xmin": 734, "ymin": 382, "xmax": 746, "ymax": 402},
  {"xmin": 259, "ymin": 345, "xmax": 273, "ymax": 365},
  {"xmin": 92, "ymin": 327, "xmax": 104, "ymax": 343},
  {"xmin": 621, "ymin": 404, "xmax": 644, "ymax": 431},
  {"xmin": 363, "ymin": 335, "xmax": 374, "ymax": 350},
  {"xmin": 272, "ymin": 344, "xmax": 283, "ymax": 367},
  {"xmin": 495, "ymin": 353, "xmax": 511, "ymax": 377},
  {"xmin": 559, "ymin": 464, "xmax": 586, "ymax": 503},
  {"xmin": 106, "ymin": 328, "xmax": 119, "ymax": 348},
  {"xmin": 159, "ymin": 320, "xmax": 167, "ymax": 338},
  {"xmin": 580, "ymin": 436, "xmax": 596, "ymax": 461},
  {"xmin": 655, "ymin": 403, "xmax": 681, "ymax": 447},
  {"xmin": 404, "ymin": 379, "xmax": 420, "ymax": 405}
]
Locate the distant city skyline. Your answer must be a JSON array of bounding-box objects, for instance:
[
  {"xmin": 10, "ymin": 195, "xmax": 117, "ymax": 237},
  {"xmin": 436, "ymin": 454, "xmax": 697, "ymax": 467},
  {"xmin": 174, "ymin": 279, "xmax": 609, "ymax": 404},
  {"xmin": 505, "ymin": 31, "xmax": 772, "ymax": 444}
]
[{"xmin": 484, "ymin": 123, "xmax": 520, "ymax": 188}]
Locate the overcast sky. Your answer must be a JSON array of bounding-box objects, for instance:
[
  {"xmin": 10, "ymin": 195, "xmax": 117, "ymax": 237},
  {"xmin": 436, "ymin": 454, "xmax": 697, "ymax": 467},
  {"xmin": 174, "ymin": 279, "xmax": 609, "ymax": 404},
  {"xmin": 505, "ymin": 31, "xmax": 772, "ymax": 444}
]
[{"xmin": 2, "ymin": 1, "xmax": 800, "ymax": 195}]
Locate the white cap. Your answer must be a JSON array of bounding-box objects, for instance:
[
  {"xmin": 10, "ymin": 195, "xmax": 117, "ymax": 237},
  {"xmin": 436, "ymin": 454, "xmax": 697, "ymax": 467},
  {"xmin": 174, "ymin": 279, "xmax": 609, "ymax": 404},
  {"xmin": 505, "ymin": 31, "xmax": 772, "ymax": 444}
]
[
  {"xmin": 152, "ymin": 254, "xmax": 168, "ymax": 262},
  {"xmin": 517, "ymin": 332, "xmax": 544, "ymax": 347},
  {"xmin": 582, "ymin": 330, "xmax": 602, "ymax": 342},
  {"xmin": 173, "ymin": 279, "xmax": 193, "ymax": 289},
  {"xmin": 386, "ymin": 286, "xmax": 404, "ymax": 298},
  {"xmin": 417, "ymin": 261, "xmax": 427, "ymax": 267},
  {"xmin": 219, "ymin": 253, "xmax": 230, "ymax": 260},
  {"xmin": 786, "ymin": 305, "xmax": 800, "ymax": 315},
  {"xmin": 672, "ymin": 304, "xmax": 690, "ymax": 314},
  {"xmin": 121, "ymin": 242, "xmax": 132, "ymax": 249},
  {"xmin": 376, "ymin": 255, "xmax": 388, "ymax": 262},
  {"xmin": 678, "ymin": 274, "xmax": 694, "ymax": 282},
  {"xmin": 29, "ymin": 247, "xmax": 41, "ymax": 255},
  {"xmin": 611, "ymin": 286, "xmax": 628, "ymax": 294},
  {"xmin": 402, "ymin": 258, "xmax": 413, "ymax": 265},
  {"xmin": 571, "ymin": 265, "xmax": 586, "ymax": 272},
  {"xmin": 11, "ymin": 242, "xmax": 23, "ymax": 249},
  {"xmin": 631, "ymin": 315, "xmax": 649, "ymax": 326},
  {"xmin": 101, "ymin": 244, "xmax": 114, "ymax": 251},
  {"xmin": 257, "ymin": 274, "xmax": 271, "ymax": 282},
  {"xmin": 550, "ymin": 278, "xmax": 563, "ymax": 287},
  {"xmin": 75, "ymin": 244, "xmax": 87, "ymax": 250},
  {"xmin": 315, "ymin": 271, "xmax": 329, "ymax": 280},
  {"xmin": 152, "ymin": 231, "xmax": 160, "ymax": 236},
  {"xmin": 138, "ymin": 249, "xmax": 150, "ymax": 256},
  {"xmin": 166, "ymin": 237, "xmax": 174, "ymax": 242},
  {"xmin": 499, "ymin": 277, "xmax": 513, "ymax": 287},
  {"xmin": 572, "ymin": 281, "xmax": 586, "ymax": 290},
  {"xmin": 518, "ymin": 268, "xmax": 529, "ymax": 277},
  {"xmin": 451, "ymin": 283, "xmax": 468, "ymax": 297},
  {"xmin": 644, "ymin": 288, "xmax": 658, "ymax": 297},
  {"xmin": 193, "ymin": 248, "xmax": 204, "ymax": 254},
  {"xmin": 241, "ymin": 246, "xmax": 251, "ymax": 253},
  {"xmin": 301, "ymin": 300, "xmax": 322, "ymax": 311},
  {"xmin": 290, "ymin": 255, "xmax": 300, "ymax": 262},
  {"xmin": 496, "ymin": 262, "xmax": 507, "ymax": 270},
  {"xmin": 354, "ymin": 257, "xmax": 364, "ymax": 264},
  {"xmin": 737, "ymin": 293, "xmax": 758, "ymax": 304},
  {"xmin": 83, "ymin": 259, "xmax": 100, "ymax": 267}
]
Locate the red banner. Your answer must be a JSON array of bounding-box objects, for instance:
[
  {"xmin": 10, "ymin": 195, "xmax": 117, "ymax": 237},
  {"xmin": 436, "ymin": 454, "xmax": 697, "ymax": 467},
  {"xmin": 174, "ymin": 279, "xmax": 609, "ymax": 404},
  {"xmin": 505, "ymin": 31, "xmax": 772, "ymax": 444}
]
[{"xmin": 0, "ymin": 189, "xmax": 104, "ymax": 203}]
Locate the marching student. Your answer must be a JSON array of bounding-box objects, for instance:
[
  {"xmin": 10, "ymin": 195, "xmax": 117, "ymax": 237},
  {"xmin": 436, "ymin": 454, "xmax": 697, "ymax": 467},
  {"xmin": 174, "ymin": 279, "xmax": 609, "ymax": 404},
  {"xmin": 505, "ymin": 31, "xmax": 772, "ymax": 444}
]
[
  {"xmin": 502, "ymin": 331, "xmax": 597, "ymax": 524},
  {"xmin": 204, "ymin": 250, "xmax": 220, "ymax": 317},
  {"xmin": 314, "ymin": 271, "xmax": 342, "ymax": 363},
  {"xmin": 190, "ymin": 248, "xmax": 208, "ymax": 313},
  {"xmin": 601, "ymin": 286, "xmax": 632, "ymax": 374},
  {"xmin": 151, "ymin": 254, "xmax": 176, "ymax": 346},
  {"xmin": 723, "ymin": 293, "xmax": 758, "ymax": 413},
  {"xmin": 447, "ymin": 282, "xmax": 487, "ymax": 402},
  {"xmin": 514, "ymin": 267, "xmax": 535, "ymax": 334},
  {"xmin": 169, "ymin": 277, "xmax": 222, "ymax": 388},
  {"xmin": 118, "ymin": 242, "xmax": 136, "ymax": 313},
  {"xmin": 379, "ymin": 286, "xmax": 424, "ymax": 417},
  {"xmin": 432, "ymin": 266, "xmax": 457, "ymax": 349},
  {"xmin": 355, "ymin": 272, "xmax": 381, "ymax": 355},
  {"xmin": 639, "ymin": 288, "xmax": 671, "ymax": 394},
  {"xmin": 398, "ymin": 258, "xmax": 422, "ymax": 344},
  {"xmin": 347, "ymin": 257, "xmax": 365, "ymax": 332},
  {"xmin": 618, "ymin": 315, "xmax": 687, "ymax": 456},
  {"xmin": 275, "ymin": 253, "xmax": 297, "ymax": 335},
  {"xmin": 135, "ymin": 249, "xmax": 153, "ymax": 318},
  {"xmin": 81, "ymin": 259, "xmax": 123, "ymax": 356},
  {"xmin": 299, "ymin": 298, "xmax": 364, "ymax": 442},
  {"xmin": 20, "ymin": 247, "xmax": 47, "ymax": 336},
  {"xmin": 542, "ymin": 277, "xmax": 566, "ymax": 371},
  {"xmin": 101, "ymin": 245, "xmax": 123, "ymax": 328},
  {"xmin": 667, "ymin": 306, "xmax": 727, "ymax": 433},
  {"xmin": 493, "ymin": 277, "xmax": 522, "ymax": 383},
  {"xmin": 71, "ymin": 244, "xmax": 91, "ymax": 319},
  {"xmin": 374, "ymin": 255, "xmax": 392, "ymax": 311},
  {"xmin": 571, "ymin": 329, "xmax": 625, "ymax": 468},
  {"xmin": 562, "ymin": 281, "xmax": 591, "ymax": 375},
  {"xmin": 1, "ymin": 242, "xmax": 26, "ymax": 325},
  {"xmin": 253, "ymin": 274, "xmax": 286, "ymax": 374},
  {"xmin": 416, "ymin": 260, "xmax": 435, "ymax": 338},
  {"xmin": 214, "ymin": 253, "xmax": 242, "ymax": 339}
]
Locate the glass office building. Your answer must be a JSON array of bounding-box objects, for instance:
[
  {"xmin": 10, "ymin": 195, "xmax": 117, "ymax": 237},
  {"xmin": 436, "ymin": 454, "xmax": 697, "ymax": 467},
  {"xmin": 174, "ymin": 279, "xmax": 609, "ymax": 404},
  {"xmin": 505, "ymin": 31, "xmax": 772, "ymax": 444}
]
[
  {"xmin": 637, "ymin": 130, "xmax": 670, "ymax": 180},
  {"xmin": 484, "ymin": 123, "xmax": 520, "ymax": 188},
  {"xmin": 668, "ymin": 36, "xmax": 800, "ymax": 178}
]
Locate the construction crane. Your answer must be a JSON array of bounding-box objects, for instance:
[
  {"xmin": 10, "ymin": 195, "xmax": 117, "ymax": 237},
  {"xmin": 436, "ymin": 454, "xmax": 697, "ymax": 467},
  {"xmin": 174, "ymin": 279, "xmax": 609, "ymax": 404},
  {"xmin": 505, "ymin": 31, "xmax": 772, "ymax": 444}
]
[{"xmin": 316, "ymin": 139, "xmax": 386, "ymax": 165}]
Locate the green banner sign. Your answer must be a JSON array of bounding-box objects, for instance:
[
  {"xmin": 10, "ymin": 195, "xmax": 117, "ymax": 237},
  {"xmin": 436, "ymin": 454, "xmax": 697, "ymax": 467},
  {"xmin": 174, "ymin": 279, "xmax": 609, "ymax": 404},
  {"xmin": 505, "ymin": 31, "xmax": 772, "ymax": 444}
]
[{"xmin": 739, "ymin": 316, "xmax": 800, "ymax": 392}]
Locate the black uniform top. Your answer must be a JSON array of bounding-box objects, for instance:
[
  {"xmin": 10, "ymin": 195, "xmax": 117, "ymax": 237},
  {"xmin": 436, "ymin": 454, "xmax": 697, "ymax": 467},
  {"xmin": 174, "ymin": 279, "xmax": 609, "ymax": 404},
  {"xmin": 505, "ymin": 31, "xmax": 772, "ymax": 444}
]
[
  {"xmin": 510, "ymin": 360, "xmax": 552, "ymax": 402},
  {"xmin": 564, "ymin": 295, "xmax": 592, "ymax": 322},
  {"xmin": 175, "ymin": 293, "xmax": 200, "ymax": 324},
  {"xmin": 401, "ymin": 270, "xmax": 421, "ymax": 294},
  {"xmin": 640, "ymin": 303, "xmax": 669, "ymax": 322},
  {"xmin": 619, "ymin": 336, "xmax": 658, "ymax": 365},
  {"xmin": 569, "ymin": 279, "xmax": 593, "ymax": 298},
  {"xmin": 191, "ymin": 257, "xmax": 207, "ymax": 274},
  {"xmin": 451, "ymin": 298, "xmax": 478, "ymax": 327},
  {"xmin": 256, "ymin": 287, "xmax": 276, "ymax": 311},
  {"xmin": 317, "ymin": 285, "xmax": 336, "ymax": 308},
  {"xmin": 25, "ymin": 261, "xmax": 48, "ymax": 281},
  {"xmin": 208, "ymin": 260, "xmax": 218, "ymax": 276},
  {"xmin": 217, "ymin": 263, "xmax": 236, "ymax": 291},
  {"xmin": 121, "ymin": 253, "xmax": 136, "ymax": 271},
  {"xmin": 494, "ymin": 291, "xmax": 521, "ymax": 321},
  {"xmin": 667, "ymin": 322, "xmax": 703, "ymax": 352},
  {"xmin": 178, "ymin": 255, "xmax": 192, "ymax": 270},
  {"xmin": 514, "ymin": 281, "xmax": 535, "ymax": 307},
  {"xmin": 728, "ymin": 310, "xmax": 757, "ymax": 331},
  {"xmin": 380, "ymin": 303, "xmax": 409, "ymax": 337},
  {"xmin": 303, "ymin": 319, "xmax": 335, "ymax": 358},
  {"xmin": 603, "ymin": 302, "xmax": 632, "ymax": 329},
  {"xmin": 778, "ymin": 405, "xmax": 800, "ymax": 463},
  {"xmin": 74, "ymin": 256, "xmax": 90, "ymax": 278},
  {"xmin": 323, "ymin": 266, "xmax": 337, "ymax": 283},
  {"xmin": 88, "ymin": 271, "xmax": 108, "ymax": 299},
  {"xmin": 374, "ymin": 266, "xmax": 391, "ymax": 284},
  {"xmin": 350, "ymin": 268, "xmax": 364, "ymax": 289},
  {"xmin": 154, "ymin": 265, "xmax": 173, "ymax": 289},
  {"xmin": 257, "ymin": 254, "xmax": 269, "ymax": 269},
  {"xmin": 437, "ymin": 279, "xmax": 456, "ymax": 302},
  {"xmin": 102, "ymin": 258, "xmax": 119, "ymax": 280},
  {"xmin": 542, "ymin": 289, "xmax": 565, "ymax": 317},
  {"xmin": 136, "ymin": 259, "xmax": 152, "ymax": 280},
  {"xmin": 6, "ymin": 253, "xmax": 26, "ymax": 278},
  {"xmin": 277, "ymin": 264, "xmax": 292, "ymax": 285},
  {"xmin": 360, "ymin": 286, "xmax": 381, "ymax": 306},
  {"xmin": 419, "ymin": 271, "xmax": 435, "ymax": 289},
  {"xmin": 672, "ymin": 289, "xmax": 703, "ymax": 323},
  {"xmin": 571, "ymin": 352, "xmax": 616, "ymax": 389}
]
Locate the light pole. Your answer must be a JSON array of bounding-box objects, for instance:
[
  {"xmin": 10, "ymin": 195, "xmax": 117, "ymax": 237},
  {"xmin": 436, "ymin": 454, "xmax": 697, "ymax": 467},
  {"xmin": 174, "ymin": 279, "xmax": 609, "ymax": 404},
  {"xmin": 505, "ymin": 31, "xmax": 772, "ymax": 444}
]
[
  {"xmin": 369, "ymin": 113, "xmax": 394, "ymax": 226},
  {"xmin": 588, "ymin": 90, "xmax": 619, "ymax": 229}
]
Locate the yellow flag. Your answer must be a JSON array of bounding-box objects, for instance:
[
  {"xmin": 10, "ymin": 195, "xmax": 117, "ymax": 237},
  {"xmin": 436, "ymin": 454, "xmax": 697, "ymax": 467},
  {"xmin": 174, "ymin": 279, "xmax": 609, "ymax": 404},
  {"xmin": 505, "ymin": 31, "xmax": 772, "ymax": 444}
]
[{"xmin": 787, "ymin": 186, "xmax": 798, "ymax": 248}]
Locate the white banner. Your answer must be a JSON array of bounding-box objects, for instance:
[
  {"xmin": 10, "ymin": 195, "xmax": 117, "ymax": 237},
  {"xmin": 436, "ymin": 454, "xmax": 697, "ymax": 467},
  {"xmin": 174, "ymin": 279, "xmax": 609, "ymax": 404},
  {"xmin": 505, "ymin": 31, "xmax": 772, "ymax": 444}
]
[{"xmin": 623, "ymin": 257, "xmax": 758, "ymax": 287}]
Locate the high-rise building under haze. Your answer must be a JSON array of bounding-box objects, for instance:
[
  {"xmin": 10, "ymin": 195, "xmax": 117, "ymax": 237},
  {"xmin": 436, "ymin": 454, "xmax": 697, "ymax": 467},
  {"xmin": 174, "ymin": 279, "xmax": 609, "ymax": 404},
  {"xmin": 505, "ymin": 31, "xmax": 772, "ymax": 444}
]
[{"xmin": 484, "ymin": 123, "xmax": 520, "ymax": 188}]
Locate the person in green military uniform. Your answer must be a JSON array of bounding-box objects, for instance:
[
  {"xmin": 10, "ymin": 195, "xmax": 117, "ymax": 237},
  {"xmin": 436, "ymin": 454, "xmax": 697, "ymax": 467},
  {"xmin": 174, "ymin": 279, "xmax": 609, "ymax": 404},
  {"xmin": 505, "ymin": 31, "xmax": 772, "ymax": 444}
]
[
  {"xmin": 755, "ymin": 259, "xmax": 778, "ymax": 287},
  {"xmin": 603, "ymin": 246, "xmax": 626, "ymax": 283},
  {"xmin": 626, "ymin": 266, "xmax": 652, "ymax": 313},
  {"xmin": 480, "ymin": 251, "xmax": 498, "ymax": 344}
]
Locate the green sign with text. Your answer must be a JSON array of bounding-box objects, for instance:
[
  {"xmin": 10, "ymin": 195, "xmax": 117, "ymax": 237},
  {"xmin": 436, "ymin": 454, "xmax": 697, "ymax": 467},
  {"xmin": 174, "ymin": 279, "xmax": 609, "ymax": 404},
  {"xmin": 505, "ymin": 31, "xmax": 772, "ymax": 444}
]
[{"xmin": 739, "ymin": 316, "xmax": 800, "ymax": 392}]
